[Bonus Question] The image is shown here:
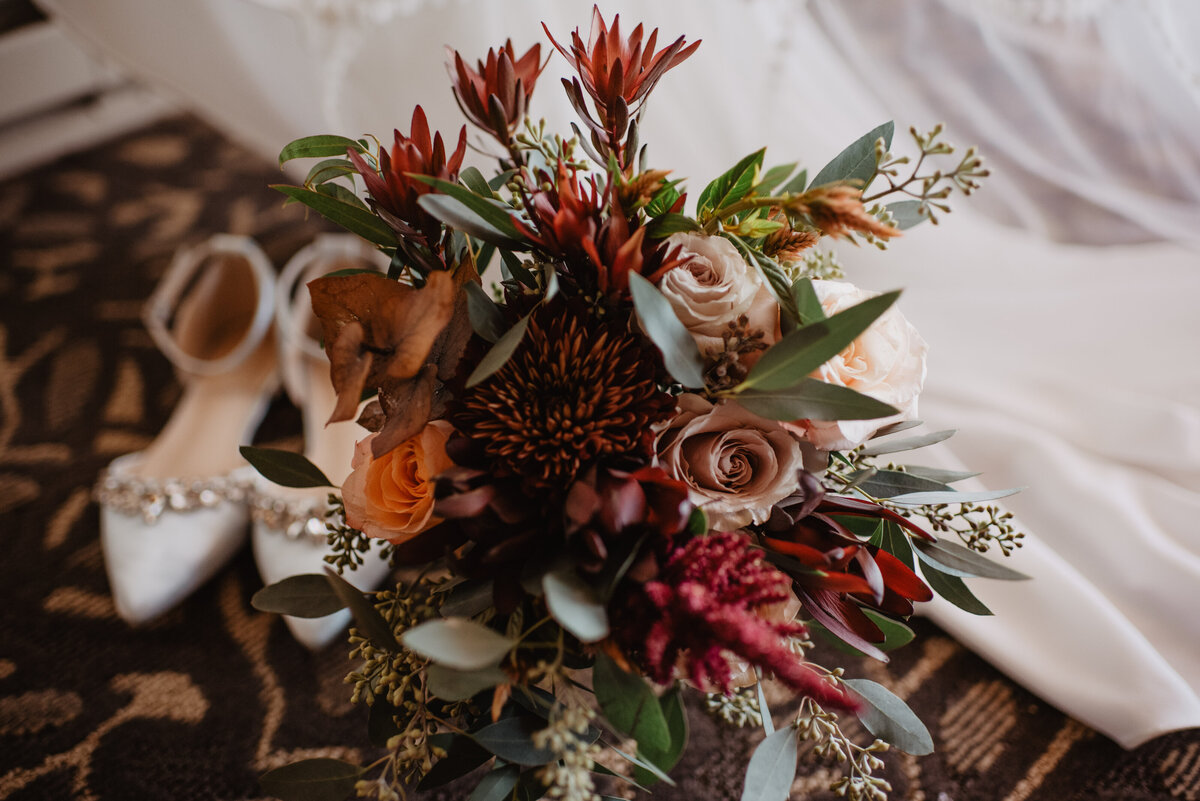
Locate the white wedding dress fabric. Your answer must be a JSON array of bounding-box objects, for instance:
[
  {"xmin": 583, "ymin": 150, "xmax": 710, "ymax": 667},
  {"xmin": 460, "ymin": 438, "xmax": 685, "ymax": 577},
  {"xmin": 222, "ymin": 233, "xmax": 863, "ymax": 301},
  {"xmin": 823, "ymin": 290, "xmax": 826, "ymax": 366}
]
[{"xmin": 36, "ymin": 0, "xmax": 1200, "ymax": 749}]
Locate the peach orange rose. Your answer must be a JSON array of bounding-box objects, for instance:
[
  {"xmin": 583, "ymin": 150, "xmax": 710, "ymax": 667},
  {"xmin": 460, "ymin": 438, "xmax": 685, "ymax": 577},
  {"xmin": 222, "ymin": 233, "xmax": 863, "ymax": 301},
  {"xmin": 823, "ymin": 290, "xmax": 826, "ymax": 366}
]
[{"xmin": 342, "ymin": 421, "xmax": 454, "ymax": 543}]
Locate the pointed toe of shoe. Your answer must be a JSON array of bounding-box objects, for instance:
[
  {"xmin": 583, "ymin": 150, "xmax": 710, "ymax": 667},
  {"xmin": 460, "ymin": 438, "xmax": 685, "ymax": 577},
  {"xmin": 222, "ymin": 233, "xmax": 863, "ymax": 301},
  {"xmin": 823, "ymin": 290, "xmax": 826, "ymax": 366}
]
[
  {"xmin": 101, "ymin": 501, "xmax": 248, "ymax": 625},
  {"xmin": 252, "ymin": 514, "xmax": 391, "ymax": 650}
]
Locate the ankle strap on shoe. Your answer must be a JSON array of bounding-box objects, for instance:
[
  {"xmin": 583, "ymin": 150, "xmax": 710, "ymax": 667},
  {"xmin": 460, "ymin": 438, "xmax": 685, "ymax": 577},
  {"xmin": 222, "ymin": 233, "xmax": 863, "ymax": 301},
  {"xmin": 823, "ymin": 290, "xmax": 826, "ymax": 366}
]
[
  {"xmin": 276, "ymin": 233, "xmax": 385, "ymax": 404},
  {"xmin": 143, "ymin": 234, "xmax": 276, "ymax": 376}
]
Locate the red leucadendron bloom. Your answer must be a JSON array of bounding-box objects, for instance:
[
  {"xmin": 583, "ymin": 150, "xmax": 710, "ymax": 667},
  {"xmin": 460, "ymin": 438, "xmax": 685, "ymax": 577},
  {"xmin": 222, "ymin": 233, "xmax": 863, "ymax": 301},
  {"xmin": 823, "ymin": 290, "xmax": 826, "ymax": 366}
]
[
  {"xmin": 347, "ymin": 106, "xmax": 467, "ymax": 246},
  {"xmin": 763, "ymin": 494, "xmax": 935, "ymax": 660},
  {"xmin": 545, "ymin": 7, "xmax": 699, "ymax": 159},
  {"xmin": 447, "ymin": 40, "xmax": 545, "ymax": 144}
]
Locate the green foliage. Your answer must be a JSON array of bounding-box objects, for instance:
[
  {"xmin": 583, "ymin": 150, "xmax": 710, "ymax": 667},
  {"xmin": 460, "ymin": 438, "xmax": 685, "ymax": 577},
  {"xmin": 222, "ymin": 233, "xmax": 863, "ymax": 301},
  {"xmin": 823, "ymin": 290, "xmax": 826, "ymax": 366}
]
[
  {"xmin": 739, "ymin": 291, "xmax": 900, "ymax": 392},
  {"xmin": 592, "ymin": 652, "xmax": 671, "ymax": 753},
  {"xmin": 634, "ymin": 688, "xmax": 688, "ymax": 785},
  {"xmin": 543, "ymin": 570, "xmax": 610, "ymax": 643},
  {"xmin": 740, "ymin": 726, "xmax": 799, "ymax": 801},
  {"xmin": 464, "ymin": 281, "xmax": 507, "ymax": 343},
  {"xmin": 258, "ymin": 758, "xmax": 362, "ymax": 801},
  {"xmin": 272, "ymin": 184, "xmax": 396, "ymax": 247},
  {"xmin": 843, "ymin": 678, "xmax": 933, "ymax": 755},
  {"xmin": 698, "ymin": 148, "xmax": 766, "ymax": 219},
  {"xmin": 735, "ymin": 379, "xmax": 899, "ymax": 422},
  {"xmin": 251, "ymin": 574, "xmax": 346, "ymax": 618},
  {"xmin": 466, "ymin": 315, "xmax": 531, "ymax": 388},
  {"xmin": 325, "ymin": 569, "xmax": 401, "ymax": 650},
  {"xmin": 920, "ymin": 563, "xmax": 993, "ymax": 615},
  {"xmin": 810, "ymin": 121, "xmax": 894, "ymax": 189},
  {"xmin": 239, "ymin": 446, "xmax": 333, "ymax": 489},
  {"xmin": 401, "ymin": 618, "xmax": 517, "ymax": 671},
  {"xmin": 628, "ymin": 272, "xmax": 707, "ymax": 387},
  {"xmin": 278, "ymin": 134, "xmax": 367, "ymax": 165},
  {"xmin": 912, "ymin": 538, "xmax": 1029, "ymax": 580}
]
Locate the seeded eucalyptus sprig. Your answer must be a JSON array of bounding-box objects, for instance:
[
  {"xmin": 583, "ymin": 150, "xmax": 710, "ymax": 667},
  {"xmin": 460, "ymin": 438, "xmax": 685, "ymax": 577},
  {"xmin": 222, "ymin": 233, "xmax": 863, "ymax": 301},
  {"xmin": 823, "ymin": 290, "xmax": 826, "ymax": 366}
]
[{"xmin": 863, "ymin": 123, "xmax": 990, "ymax": 226}]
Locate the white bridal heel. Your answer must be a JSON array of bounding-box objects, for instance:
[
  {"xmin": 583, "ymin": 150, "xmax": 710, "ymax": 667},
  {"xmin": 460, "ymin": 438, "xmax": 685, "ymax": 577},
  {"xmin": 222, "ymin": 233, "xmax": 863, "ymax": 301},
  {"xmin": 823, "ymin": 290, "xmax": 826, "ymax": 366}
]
[
  {"xmin": 250, "ymin": 234, "xmax": 392, "ymax": 649},
  {"xmin": 96, "ymin": 235, "xmax": 278, "ymax": 624}
]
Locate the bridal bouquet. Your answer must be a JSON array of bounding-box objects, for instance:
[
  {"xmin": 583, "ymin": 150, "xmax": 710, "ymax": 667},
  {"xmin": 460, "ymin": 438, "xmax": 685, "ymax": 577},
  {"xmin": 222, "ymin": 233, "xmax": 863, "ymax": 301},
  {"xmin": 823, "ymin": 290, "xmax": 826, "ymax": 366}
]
[{"xmin": 245, "ymin": 9, "xmax": 1021, "ymax": 801}]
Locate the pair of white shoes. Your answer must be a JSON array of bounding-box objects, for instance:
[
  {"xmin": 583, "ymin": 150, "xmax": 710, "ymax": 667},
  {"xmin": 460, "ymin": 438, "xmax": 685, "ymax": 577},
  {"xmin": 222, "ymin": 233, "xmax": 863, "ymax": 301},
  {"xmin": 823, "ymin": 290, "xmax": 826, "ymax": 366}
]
[{"xmin": 94, "ymin": 233, "xmax": 391, "ymax": 648}]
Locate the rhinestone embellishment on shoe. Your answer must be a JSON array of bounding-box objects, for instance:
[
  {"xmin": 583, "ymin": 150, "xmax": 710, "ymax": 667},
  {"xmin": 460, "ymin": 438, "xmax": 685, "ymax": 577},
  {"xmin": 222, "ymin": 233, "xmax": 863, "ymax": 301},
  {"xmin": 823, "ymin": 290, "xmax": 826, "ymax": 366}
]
[
  {"xmin": 94, "ymin": 471, "xmax": 249, "ymax": 524},
  {"xmin": 249, "ymin": 493, "xmax": 333, "ymax": 542}
]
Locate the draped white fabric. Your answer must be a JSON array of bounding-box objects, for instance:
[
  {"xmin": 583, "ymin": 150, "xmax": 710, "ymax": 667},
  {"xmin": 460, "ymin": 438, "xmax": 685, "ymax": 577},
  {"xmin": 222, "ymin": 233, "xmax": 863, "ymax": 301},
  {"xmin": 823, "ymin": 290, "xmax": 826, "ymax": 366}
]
[{"xmin": 36, "ymin": 0, "xmax": 1200, "ymax": 748}]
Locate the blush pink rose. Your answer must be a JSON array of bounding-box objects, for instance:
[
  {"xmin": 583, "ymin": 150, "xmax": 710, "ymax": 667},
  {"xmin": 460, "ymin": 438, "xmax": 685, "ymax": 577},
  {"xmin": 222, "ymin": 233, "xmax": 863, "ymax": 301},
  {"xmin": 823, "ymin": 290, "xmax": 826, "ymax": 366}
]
[
  {"xmin": 656, "ymin": 394, "xmax": 804, "ymax": 529},
  {"xmin": 787, "ymin": 280, "xmax": 928, "ymax": 451},
  {"xmin": 341, "ymin": 420, "xmax": 454, "ymax": 543},
  {"xmin": 658, "ymin": 233, "xmax": 780, "ymax": 358}
]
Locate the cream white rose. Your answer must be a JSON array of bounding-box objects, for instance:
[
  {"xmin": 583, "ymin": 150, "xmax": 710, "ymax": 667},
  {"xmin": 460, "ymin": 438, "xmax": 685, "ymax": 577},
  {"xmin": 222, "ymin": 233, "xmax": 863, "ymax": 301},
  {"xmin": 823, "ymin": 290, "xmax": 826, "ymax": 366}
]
[
  {"xmin": 788, "ymin": 280, "xmax": 928, "ymax": 451},
  {"xmin": 656, "ymin": 394, "xmax": 804, "ymax": 529}
]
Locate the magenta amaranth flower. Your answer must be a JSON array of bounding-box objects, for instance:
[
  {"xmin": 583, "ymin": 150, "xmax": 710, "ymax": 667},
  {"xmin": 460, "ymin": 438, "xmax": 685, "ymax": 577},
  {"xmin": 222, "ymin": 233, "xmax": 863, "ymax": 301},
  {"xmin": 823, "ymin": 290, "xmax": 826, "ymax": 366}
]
[{"xmin": 614, "ymin": 531, "xmax": 857, "ymax": 711}]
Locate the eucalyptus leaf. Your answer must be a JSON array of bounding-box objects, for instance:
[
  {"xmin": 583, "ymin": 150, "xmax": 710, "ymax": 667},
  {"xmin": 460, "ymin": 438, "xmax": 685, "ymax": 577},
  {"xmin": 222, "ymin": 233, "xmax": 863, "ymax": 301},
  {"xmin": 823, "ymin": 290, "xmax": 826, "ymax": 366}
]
[
  {"xmin": 921, "ymin": 563, "xmax": 993, "ymax": 615},
  {"xmin": 844, "ymin": 678, "xmax": 934, "ymax": 755},
  {"xmin": 735, "ymin": 379, "xmax": 898, "ymax": 421},
  {"xmin": 912, "ymin": 538, "xmax": 1029, "ymax": 580},
  {"xmin": 239, "ymin": 446, "xmax": 333, "ymax": 489},
  {"xmin": 464, "ymin": 281, "xmax": 506, "ymax": 343},
  {"xmin": 251, "ymin": 574, "xmax": 345, "ymax": 618},
  {"xmin": 740, "ymin": 291, "xmax": 900, "ymax": 391},
  {"xmin": 859, "ymin": 429, "xmax": 956, "ymax": 457},
  {"xmin": 886, "ymin": 200, "xmax": 930, "ymax": 230},
  {"xmin": 628, "ymin": 272, "xmax": 707, "ymax": 388},
  {"xmin": 468, "ymin": 764, "xmax": 520, "ymax": 801},
  {"xmin": 278, "ymin": 134, "xmax": 366, "ymax": 165},
  {"xmin": 258, "ymin": 758, "xmax": 362, "ymax": 801},
  {"xmin": 901, "ymin": 465, "xmax": 981, "ymax": 484},
  {"xmin": 870, "ymin": 419, "xmax": 925, "ymax": 438},
  {"xmin": 810, "ymin": 121, "xmax": 894, "ymax": 188},
  {"xmin": 472, "ymin": 717, "xmax": 556, "ymax": 765},
  {"xmin": 367, "ymin": 698, "xmax": 403, "ymax": 747},
  {"xmin": 543, "ymin": 570, "xmax": 610, "ymax": 643},
  {"xmin": 419, "ymin": 194, "xmax": 525, "ymax": 248},
  {"xmin": 888, "ymin": 488, "xmax": 1021, "ymax": 505},
  {"xmin": 634, "ymin": 688, "xmax": 688, "ymax": 786},
  {"xmin": 725, "ymin": 235, "xmax": 799, "ymax": 323},
  {"xmin": 418, "ymin": 734, "xmax": 494, "ymax": 790},
  {"xmin": 272, "ymin": 185, "xmax": 396, "ymax": 247},
  {"xmin": 401, "ymin": 618, "xmax": 516, "ymax": 671},
  {"xmin": 780, "ymin": 168, "xmax": 809, "ymax": 195},
  {"xmin": 873, "ymin": 520, "xmax": 915, "ymax": 569},
  {"xmin": 791, "ymin": 277, "xmax": 825, "ymax": 325},
  {"xmin": 852, "ymin": 469, "xmax": 953, "ymax": 499},
  {"xmin": 440, "ymin": 578, "xmax": 496, "ymax": 618},
  {"xmin": 755, "ymin": 162, "xmax": 799, "ymax": 196},
  {"xmin": 606, "ymin": 743, "xmax": 676, "ymax": 786},
  {"xmin": 466, "ymin": 315, "xmax": 530, "ymax": 388},
  {"xmin": 323, "ymin": 569, "xmax": 400, "ymax": 651},
  {"xmin": 593, "ymin": 651, "xmax": 671, "ymax": 752},
  {"xmin": 427, "ymin": 664, "xmax": 509, "ymax": 701},
  {"xmin": 739, "ymin": 726, "xmax": 798, "ymax": 801},
  {"xmin": 811, "ymin": 611, "xmax": 915, "ymax": 658}
]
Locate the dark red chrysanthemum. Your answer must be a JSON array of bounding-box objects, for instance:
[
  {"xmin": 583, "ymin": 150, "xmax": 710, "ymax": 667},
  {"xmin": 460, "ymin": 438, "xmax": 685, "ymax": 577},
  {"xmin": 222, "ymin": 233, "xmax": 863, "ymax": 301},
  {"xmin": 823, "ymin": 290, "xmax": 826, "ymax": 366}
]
[
  {"xmin": 347, "ymin": 106, "xmax": 467, "ymax": 246},
  {"xmin": 454, "ymin": 301, "xmax": 675, "ymax": 491},
  {"xmin": 448, "ymin": 40, "xmax": 545, "ymax": 144},
  {"xmin": 614, "ymin": 532, "xmax": 858, "ymax": 711}
]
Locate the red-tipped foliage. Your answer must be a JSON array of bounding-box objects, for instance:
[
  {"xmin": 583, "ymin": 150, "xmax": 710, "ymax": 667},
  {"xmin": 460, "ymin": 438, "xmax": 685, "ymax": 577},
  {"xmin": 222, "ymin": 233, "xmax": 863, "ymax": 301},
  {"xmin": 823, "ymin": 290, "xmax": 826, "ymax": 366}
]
[
  {"xmin": 448, "ymin": 40, "xmax": 545, "ymax": 143},
  {"xmin": 545, "ymin": 7, "xmax": 699, "ymax": 158},
  {"xmin": 763, "ymin": 497, "xmax": 934, "ymax": 661},
  {"xmin": 347, "ymin": 106, "xmax": 467, "ymax": 246},
  {"xmin": 614, "ymin": 532, "xmax": 857, "ymax": 711}
]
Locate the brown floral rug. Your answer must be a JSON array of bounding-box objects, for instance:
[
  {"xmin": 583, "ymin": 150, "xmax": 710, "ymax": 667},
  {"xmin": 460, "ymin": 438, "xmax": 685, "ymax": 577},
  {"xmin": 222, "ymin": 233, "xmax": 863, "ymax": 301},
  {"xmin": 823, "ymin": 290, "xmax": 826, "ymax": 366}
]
[{"xmin": 0, "ymin": 115, "xmax": 1196, "ymax": 801}]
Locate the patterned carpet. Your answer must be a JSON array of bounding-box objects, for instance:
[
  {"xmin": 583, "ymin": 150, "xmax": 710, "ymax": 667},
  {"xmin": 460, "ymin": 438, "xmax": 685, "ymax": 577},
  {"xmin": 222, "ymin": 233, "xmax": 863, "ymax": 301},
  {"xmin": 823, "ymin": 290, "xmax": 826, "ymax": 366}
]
[{"xmin": 0, "ymin": 115, "xmax": 1196, "ymax": 801}]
